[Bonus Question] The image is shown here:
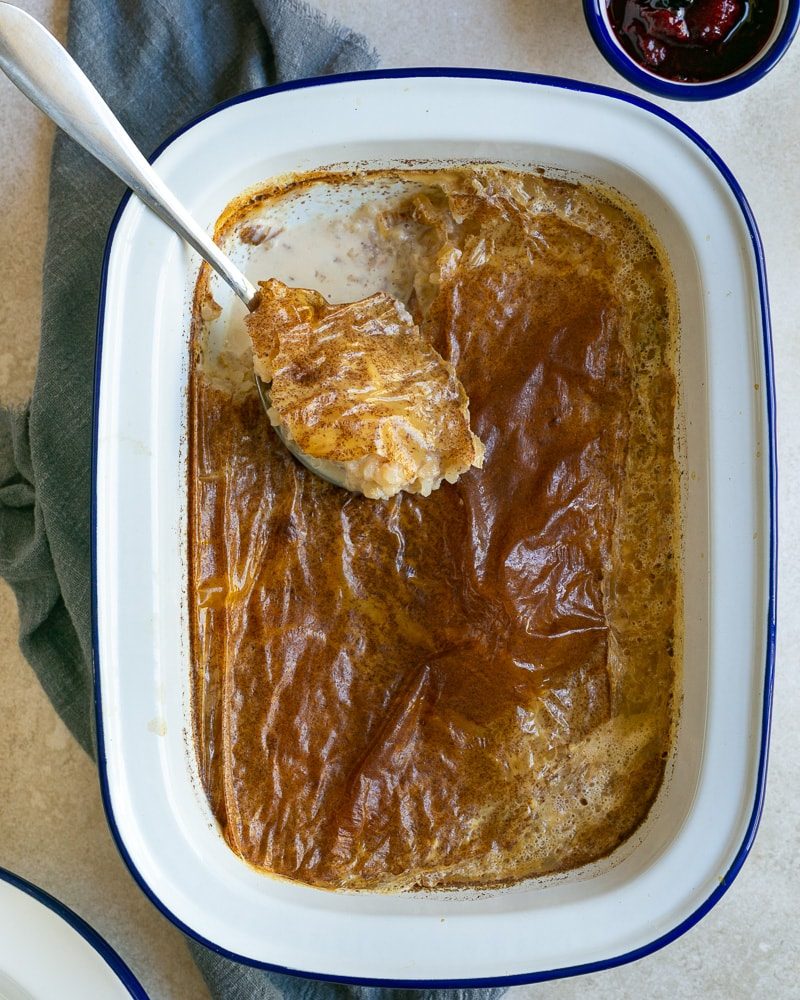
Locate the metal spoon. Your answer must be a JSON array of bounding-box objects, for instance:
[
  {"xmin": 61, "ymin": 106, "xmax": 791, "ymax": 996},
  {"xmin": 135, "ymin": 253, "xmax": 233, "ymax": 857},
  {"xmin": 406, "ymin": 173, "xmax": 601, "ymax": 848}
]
[
  {"xmin": 253, "ymin": 376, "xmax": 345, "ymax": 488},
  {"xmin": 0, "ymin": 2, "xmax": 347, "ymax": 489}
]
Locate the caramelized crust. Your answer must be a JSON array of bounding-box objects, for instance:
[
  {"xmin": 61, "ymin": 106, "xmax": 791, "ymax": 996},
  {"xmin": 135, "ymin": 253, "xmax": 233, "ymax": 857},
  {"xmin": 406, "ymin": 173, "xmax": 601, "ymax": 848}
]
[
  {"xmin": 190, "ymin": 167, "xmax": 680, "ymax": 891},
  {"xmin": 245, "ymin": 279, "xmax": 484, "ymax": 498}
]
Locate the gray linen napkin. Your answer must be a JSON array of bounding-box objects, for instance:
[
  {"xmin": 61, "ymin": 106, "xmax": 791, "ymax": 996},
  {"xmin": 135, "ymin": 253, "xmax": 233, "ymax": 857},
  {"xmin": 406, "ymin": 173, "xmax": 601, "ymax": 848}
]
[{"xmin": 0, "ymin": 1, "xmax": 509, "ymax": 997}]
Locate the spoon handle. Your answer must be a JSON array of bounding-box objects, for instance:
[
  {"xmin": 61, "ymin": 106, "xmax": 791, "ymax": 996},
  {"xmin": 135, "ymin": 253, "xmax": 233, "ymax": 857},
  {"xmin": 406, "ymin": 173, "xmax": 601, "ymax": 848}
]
[{"xmin": 0, "ymin": 3, "xmax": 258, "ymax": 308}]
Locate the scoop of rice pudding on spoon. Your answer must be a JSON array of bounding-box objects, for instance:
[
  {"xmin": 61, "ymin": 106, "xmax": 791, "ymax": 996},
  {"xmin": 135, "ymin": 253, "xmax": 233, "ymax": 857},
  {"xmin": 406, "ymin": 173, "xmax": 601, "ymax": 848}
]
[
  {"xmin": 247, "ymin": 279, "xmax": 484, "ymax": 499},
  {"xmin": 0, "ymin": 5, "xmax": 482, "ymax": 499}
]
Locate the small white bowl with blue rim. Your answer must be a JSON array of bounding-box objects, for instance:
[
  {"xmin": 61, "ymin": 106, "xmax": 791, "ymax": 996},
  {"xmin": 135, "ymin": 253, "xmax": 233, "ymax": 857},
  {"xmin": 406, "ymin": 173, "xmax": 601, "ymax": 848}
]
[{"xmin": 583, "ymin": 0, "xmax": 800, "ymax": 100}]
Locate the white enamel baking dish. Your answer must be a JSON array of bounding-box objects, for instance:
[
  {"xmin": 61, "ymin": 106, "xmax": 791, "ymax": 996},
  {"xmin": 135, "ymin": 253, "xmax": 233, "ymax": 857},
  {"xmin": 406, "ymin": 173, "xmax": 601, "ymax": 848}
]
[{"xmin": 92, "ymin": 70, "xmax": 775, "ymax": 987}]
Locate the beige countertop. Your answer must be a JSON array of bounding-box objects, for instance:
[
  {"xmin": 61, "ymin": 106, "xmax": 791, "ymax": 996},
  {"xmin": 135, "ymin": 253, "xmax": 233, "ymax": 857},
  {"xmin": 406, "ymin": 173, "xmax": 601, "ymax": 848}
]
[{"xmin": 1, "ymin": 2, "xmax": 798, "ymax": 997}]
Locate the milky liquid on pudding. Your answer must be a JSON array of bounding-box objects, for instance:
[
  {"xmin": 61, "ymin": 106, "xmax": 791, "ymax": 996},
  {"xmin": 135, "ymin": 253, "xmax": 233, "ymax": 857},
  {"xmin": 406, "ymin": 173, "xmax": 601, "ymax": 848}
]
[{"xmin": 189, "ymin": 166, "xmax": 682, "ymax": 891}]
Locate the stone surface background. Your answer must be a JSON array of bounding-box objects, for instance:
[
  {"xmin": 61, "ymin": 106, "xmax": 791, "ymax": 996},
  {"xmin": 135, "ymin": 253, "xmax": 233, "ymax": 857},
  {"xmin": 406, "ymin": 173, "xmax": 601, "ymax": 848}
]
[{"xmin": 1, "ymin": 2, "xmax": 797, "ymax": 997}]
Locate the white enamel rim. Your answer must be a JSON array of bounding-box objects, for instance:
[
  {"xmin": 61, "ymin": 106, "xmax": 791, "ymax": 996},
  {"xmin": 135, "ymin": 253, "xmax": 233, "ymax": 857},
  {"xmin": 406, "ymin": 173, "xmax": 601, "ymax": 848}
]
[
  {"xmin": 92, "ymin": 70, "xmax": 775, "ymax": 987},
  {"xmin": 0, "ymin": 869, "xmax": 147, "ymax": 998}
]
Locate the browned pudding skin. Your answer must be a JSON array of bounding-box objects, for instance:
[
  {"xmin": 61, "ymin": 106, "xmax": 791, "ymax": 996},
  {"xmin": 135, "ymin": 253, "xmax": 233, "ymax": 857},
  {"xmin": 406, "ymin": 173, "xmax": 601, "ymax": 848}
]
[
  {"xmin": 245, "ymin": 278, "xmax": 483, "ymax": 496},
  {"xmin": 190, "ymin": 168, "xmax": 679, "ymax": 891}
]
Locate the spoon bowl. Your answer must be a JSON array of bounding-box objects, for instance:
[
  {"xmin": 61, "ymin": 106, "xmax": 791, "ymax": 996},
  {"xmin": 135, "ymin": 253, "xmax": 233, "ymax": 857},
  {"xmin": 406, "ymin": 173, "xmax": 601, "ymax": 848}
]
[{"xmin": 253, "ymin": 375, "xmax": 349, "ymax": 489}]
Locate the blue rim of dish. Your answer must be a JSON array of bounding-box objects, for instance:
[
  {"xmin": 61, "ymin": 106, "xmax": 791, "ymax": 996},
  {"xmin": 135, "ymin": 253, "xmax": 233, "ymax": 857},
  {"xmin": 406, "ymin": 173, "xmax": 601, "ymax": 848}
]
[
  {"xmin": 583, "ymin": 0, "xmax": 800, "ymax": 101},
  {"xmin": 0, "ymin": 866, "xmax": 149, "ymax": 998},
  {"xmin": 91, "ymin": 67, "xmax": 777, "ymax": 988}
]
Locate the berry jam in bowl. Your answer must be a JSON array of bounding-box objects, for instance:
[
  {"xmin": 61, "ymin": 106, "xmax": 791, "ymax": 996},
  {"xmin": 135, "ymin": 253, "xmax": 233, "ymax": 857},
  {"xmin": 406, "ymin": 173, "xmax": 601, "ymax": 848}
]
[{"xmin": 584, "ymin": 0, "xmax": 799, "ymax": 98}]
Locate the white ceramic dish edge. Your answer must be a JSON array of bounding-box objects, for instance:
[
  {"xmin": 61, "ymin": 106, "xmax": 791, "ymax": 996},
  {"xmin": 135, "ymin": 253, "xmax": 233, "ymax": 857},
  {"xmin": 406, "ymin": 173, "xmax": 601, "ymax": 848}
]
[
  {"xmin": 92, "ymin": 69, "xmax": 776, "ymax": 987},
  {"xmin": 0, "ymin": 867, "xmax": 147, "ymax": 998}
]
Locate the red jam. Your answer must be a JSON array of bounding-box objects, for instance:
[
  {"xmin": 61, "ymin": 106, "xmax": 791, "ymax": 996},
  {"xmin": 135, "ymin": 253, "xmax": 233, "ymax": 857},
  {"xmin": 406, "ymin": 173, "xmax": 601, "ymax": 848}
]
[{"xmin": 607, "ymin": 0, "xmax": 781, "ymax": 82}]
